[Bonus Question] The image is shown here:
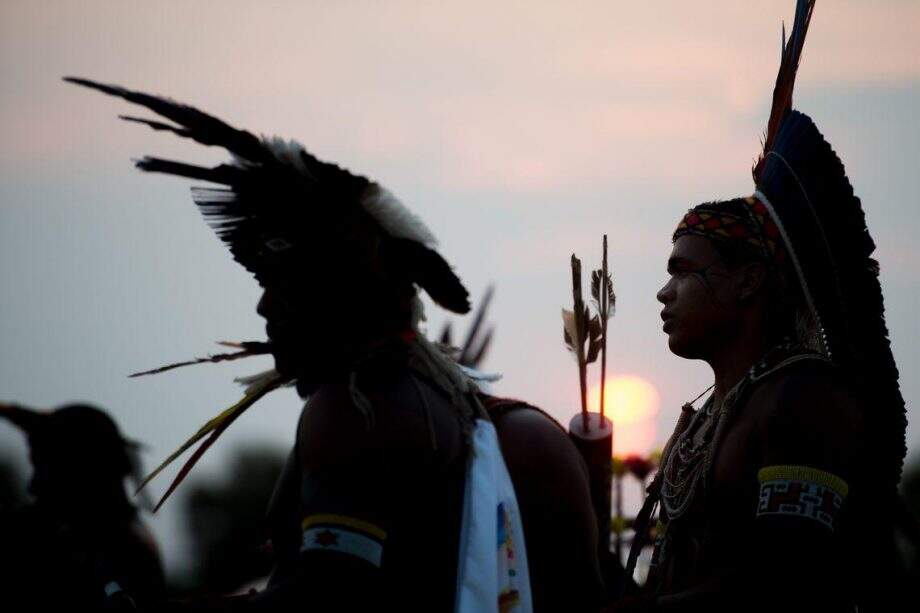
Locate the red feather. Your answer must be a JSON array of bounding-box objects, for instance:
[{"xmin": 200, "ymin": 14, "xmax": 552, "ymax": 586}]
[{"xmin": 753, "ymin": 0, "xmax": 816, "ymax": 182}]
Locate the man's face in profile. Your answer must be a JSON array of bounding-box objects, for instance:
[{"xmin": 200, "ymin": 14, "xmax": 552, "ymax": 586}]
[
  {"xmin": 656, "ymin": 235, "xmax": 738, "ymax": 360},
  {"xmin": 256, "ymin": 285, "xmax": 306, "ymax": 378}
]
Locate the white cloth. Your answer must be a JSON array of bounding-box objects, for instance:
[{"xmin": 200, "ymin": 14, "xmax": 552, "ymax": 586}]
[{"xmin": 455, "ymin": 419, "xmax": 533, "ymax": 613}]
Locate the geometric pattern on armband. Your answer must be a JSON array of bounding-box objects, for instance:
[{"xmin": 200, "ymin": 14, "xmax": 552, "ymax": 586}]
[
  {"xmin": 756, "ymin": 465, "xmax": 849, "ymax": 531},
  {"xmin": 301, "ymin": 514, "xmax": 388, "ymax": 567}
]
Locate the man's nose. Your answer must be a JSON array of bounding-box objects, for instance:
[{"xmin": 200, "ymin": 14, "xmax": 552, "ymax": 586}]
[
  {"xmin": 656, "ymin": 278, "xmax": 674, "ymax": 305},
  {"xmin": 256, "ymin": 290, "xmax": 271, "ymax": 319}
]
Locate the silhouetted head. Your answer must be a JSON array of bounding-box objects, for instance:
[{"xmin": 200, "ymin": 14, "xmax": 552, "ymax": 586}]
[
  {"xmin": 255, "ymin": 237, "xmax": 420, "ymax": 385},
  {"xmin": 657, "ymin": 198, "xmax": 807, "ymax": 361},
  {"xmin": 2, "ymin": 403, "xmax": 136, "ymax": 513}
]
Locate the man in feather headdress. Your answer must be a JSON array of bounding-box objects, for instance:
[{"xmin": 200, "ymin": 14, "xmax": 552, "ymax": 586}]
[
  {"xmin": 67, "ymin": 79, "xmax": 604, "ymax": 611},
  {"xmin": 612, "ymin": 2, "xmax": 909, "ymax": 611},
  {"xmin": 0, "ymin": 402, "xmax": 165, "ymax": 610}
]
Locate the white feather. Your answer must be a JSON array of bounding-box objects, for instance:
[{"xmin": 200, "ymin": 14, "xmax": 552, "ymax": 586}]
[
  {"xmin": 260, "ymin": 136, "xmax": 436, "ymax": 246},
  {"xmin": 360, "ymin": 185, "xmax": 437, "ymax": 246},
  {"xmin": 234, "ymin": 369, "xmax": 293, "ymax": 395},
  {"xmin": 411, "ymin": 294, "xmax": 428, "ymax": 329},
  {"xmin": 260, "ymin": 135, "xmax": 317, "ymax": 179}
]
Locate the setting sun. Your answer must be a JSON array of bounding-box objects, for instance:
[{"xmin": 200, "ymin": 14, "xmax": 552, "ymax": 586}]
[{"xmin": 587, "ymin": 374, "xmax": 660, "ymax": 456}]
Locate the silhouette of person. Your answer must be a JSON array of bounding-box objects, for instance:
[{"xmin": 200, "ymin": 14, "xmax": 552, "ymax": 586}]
[
  {"xmin": 65, "ymin": 76, "xmax": 605, "ymax": 612},
  {"xmin": 0, "ymin": 402, "xmax": 165, "ymax": 611}
]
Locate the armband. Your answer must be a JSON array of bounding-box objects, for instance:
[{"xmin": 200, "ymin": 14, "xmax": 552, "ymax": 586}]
[
  {"xmin": 756, "ymin": 465, "xmax": 848, "ymax": 531},
  {"xmin": 300, "ymin": 514, "xmax": 387, "ymax": 567}
]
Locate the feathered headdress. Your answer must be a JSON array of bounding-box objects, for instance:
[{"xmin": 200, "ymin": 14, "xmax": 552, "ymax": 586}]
[
  {"xmin": 641, "ymin": 2, "xmax": 908, "ymax": 590},
  {"xmin": 674, "ymin": 1, "xmax": 905, "ymax": 497},
  {"xmin": 748, "ymin": 0, "xmax": 906, "ymax": 499},
  {"xmin": 67, "ymin": 77, "xmax": 473, "ymax": 509},
  {"xmin": 64, "ymin": 77, "xmax": 470, "ymax": 314}
]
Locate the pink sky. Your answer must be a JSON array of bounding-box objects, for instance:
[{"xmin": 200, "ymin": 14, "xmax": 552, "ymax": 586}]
[{"xmin": 2, "ymin": 0, "xmax": 918, "ymax": 573}]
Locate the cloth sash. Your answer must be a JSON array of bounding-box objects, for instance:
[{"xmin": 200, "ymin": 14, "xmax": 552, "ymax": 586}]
[{"xmin": 454, "ymin": 419, "xmax": 533, "ymax": 613}]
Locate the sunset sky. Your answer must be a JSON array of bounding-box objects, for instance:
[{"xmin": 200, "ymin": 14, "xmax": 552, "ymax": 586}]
[{"xmin": 2, "ymin": 1, "xmax": 918, "ymax": 574}]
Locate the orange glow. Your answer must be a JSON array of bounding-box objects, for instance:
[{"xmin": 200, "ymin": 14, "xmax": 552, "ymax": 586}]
[{"xmin": 587, "ymin": 374, "xmax": 660, "ymax": 456}]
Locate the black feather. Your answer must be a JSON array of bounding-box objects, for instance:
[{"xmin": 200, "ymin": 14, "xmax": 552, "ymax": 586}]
[
  {"xmin": 134, "ymin": 157, "xmax": 244, "ymax": 185},
  {"xmin": 459, "ymin": 285, "xmax": 494, "ymax": 361},
  {"xmin": 468, "ymin": 326, "xmax": 494, "ymax": 368},
  {"xmin": 64, "ymin": 77, "xmax": 270, "ymax": 162},
  {"xmin": 762, "ymin": 111, "xmax": 907, "ymax": 494},
  {"xmin": 119, "ymin": 115, "xmax": 192, "ymax": 138},
  {"xmin": 68, "ymin": 76, "xmax": 469, "ymax": 313},
  {"xmin": 438, "ymin": 323, "xmax": 453, "ymax": 346},
  {"xmin": 386, "ymin": 238, "xmax": 470, "ymax": 314}
]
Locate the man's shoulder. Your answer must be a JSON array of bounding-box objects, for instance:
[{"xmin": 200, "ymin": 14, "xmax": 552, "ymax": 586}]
[
  {"xmin": 297, "ymin": 369, "xmax": 463, "ymax": 469},
  {"xmin": 485, "ymin": 397, "xmax": 588, "ymax": 485},
  {"xmin": 746, "ymin": 356, "xmax": 859, "ymax": 426},
  {"xmin": 744, "ymin": 357, "xmax": 863, "ymax": 470},
  {"xmin": 487, "ymin": 400, "xmax": 568, "ymax": 450}
]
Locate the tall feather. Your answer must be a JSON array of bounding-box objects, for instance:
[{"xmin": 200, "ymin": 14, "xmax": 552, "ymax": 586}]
[
  {"xmin": 458, "ymin": 285, "xmax": 495, "ymax": 366},
  {"xmin": 752, "ymin": 0, "xmax": 816, "ymax": 182},
  {"xmin": 63, "ymin": 77, "xmax": 270, "ymax": 163}
]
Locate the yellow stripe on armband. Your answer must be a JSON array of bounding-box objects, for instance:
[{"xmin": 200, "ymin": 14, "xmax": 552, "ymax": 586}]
[
  {"xmin": 757, "ymin": 465, "xmax": 849, "ymax": 498},
  {"xmin": 300, "ymin": 514, "xmax": 387, "ymax": 567},
  {"xmin": 301, "ymin": 514, "xmax": 388, "ymax": 541}
]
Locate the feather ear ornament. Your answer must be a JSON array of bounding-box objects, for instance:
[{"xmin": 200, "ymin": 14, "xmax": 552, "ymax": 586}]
[
  {"xmin": 137, "ymin": 370, "xmax": 287, "ymax": 512},
  {"xmin": 125, "ymin": 340, "xmax": 289, "ymax": 511},
  {"xmin": 128, "ymin": 341, "xmax": 271, "ymax": 378}
]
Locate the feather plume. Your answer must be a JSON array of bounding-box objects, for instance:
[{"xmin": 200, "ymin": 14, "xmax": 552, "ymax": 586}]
[
  {"xmin": 360, "ymin": 185, "xmax": 437, "ymax": 246},
  {"xmin": 592, "ymin": 235, "xmax": 615, "ymax": 424},
  {"xmin": 65, "ymin": 76, "xmax": 471, "ymax": 312},
  {"xmin": 457, "ymin": 285, "xmax": 494, "ymax": 367},
  {"xmin": 562, "ymin": 308, "xmax": 580, "ymax": 355},
  {"xmin": 386, "ymin": 238, "xmax": 471, "ymax": 313},
  {"xmin": 233, "ymin": 368, "xmax": 294, "ymax": 395},
  {"xmin": 586, "ymin": 315, "xmax": 603, "ymax": 364},
  {"xmin": 591, "ymin": 269, "xmax": 616, "ymax": 320},
  {"xmin": 138, "ymin": 371, "xmax": 287, "ymax": 511},
  {"xmin": 466, "ymin": 326, "xmax": 494, "ymax": 368},
  {"xmin": 753, "ymin": 0, "xmax": 816, "ymax": 182},
  {"xmin": 63, "ymin": 77, "xmax": 270, "ymax": 162},
  {"xmin": 564, "ymin": 255, "xmax": 601, "ymax": 431},
  {"xmin": 439, "ymin": 323, "xmax": 453, "ymax": 346}
]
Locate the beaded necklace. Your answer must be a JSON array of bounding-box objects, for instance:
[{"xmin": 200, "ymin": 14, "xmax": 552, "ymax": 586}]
[{"xmin": 659, "ymin": 379, "xmax": 745, "ymax": 521}]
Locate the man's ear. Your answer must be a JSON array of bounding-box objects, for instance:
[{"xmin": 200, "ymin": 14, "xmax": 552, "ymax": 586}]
[{"xmin": 738, "ymin": 261, "xmax": 769, "ymax": 302}]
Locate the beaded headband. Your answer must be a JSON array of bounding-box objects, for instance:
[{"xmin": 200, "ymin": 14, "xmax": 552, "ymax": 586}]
[{"xmin": 672, "ymin": 195, "xmax": 786, "ymax": 268}]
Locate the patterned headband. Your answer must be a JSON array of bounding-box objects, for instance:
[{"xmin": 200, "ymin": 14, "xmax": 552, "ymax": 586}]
[{"xmin": 672, "ymin": 195, "xmax": 786, "ymax": 267}]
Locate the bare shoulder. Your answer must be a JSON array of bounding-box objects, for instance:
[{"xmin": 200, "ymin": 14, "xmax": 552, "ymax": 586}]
[
  {"xmin": 747, "ymin": 359, "xmax": 860, "ymax": 429},
  {"xmin": 489, "ymin": 402, "xmax": 605, "ymax": 609},
  {"xmin": 746, "ymin": 359, "xmax": 863, "ymax": 470},
  {"xmin": 490, "ymin": 404, "xmax": 589, "ymax": 492},
  {"xmin": 297, "ymin": 370, "xmax": 462, "ymax": 470}
]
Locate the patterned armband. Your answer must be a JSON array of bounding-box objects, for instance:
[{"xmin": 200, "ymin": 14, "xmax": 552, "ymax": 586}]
[
  {"xmin": 757, "ymin": 465, "xmax": 848, "ymax": 531},
  {"xmin": 301, "ymin": 514, "xmax": 387, "ymax": 567}
]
